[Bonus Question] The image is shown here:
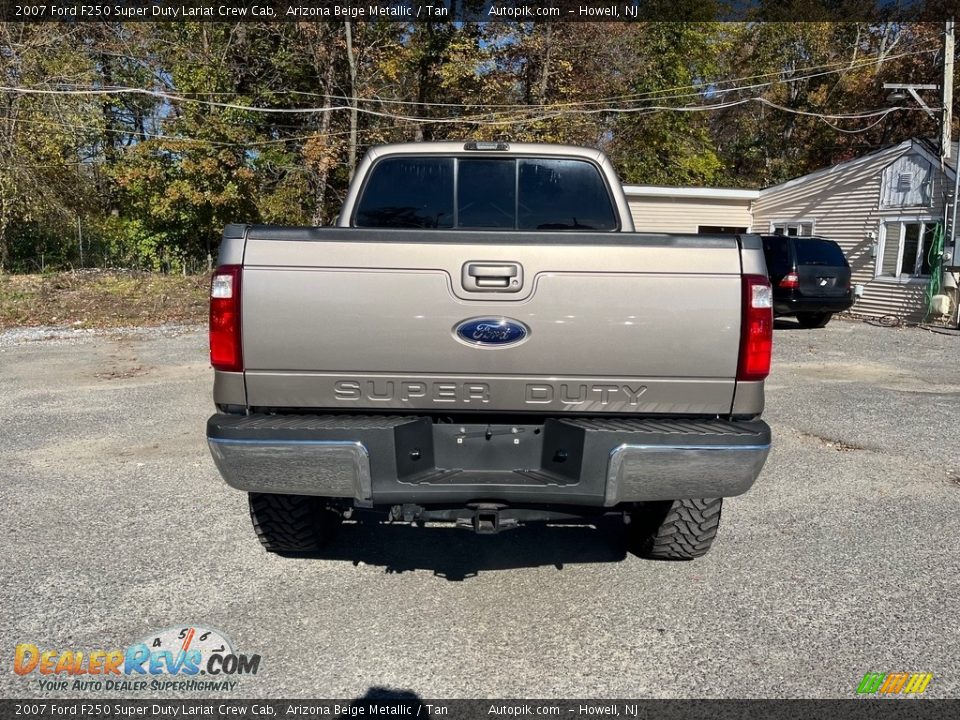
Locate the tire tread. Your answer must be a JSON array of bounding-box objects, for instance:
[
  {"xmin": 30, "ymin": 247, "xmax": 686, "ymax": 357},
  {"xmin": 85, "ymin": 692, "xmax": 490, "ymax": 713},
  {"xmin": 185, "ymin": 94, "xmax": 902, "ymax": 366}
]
[
  {"xmin": 632, "ymin": 498, "xmax": 722, "ymax": 560},
  {"xmin": 248, "ymin": 493, "xmax": 341, "ymax": 553}
]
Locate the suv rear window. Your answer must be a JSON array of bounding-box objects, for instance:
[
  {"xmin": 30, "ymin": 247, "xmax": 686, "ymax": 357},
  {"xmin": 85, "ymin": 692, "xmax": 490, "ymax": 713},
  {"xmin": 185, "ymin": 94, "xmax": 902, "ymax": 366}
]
[
  {"xmin": 761, "ymin": 237, "xmax": 791, "ymax": 274},
  {"xmin": 354, "ymin": 156, "xmax": 617, "ymax": 230},
  {"xmin": 794, "ymin": 239, "xmax": 847, "ymax": 266}
]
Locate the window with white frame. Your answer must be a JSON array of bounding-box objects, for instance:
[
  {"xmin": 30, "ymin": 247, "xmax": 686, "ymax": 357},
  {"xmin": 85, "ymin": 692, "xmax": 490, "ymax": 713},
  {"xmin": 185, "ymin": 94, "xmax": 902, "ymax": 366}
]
[
  {"xmin": 877, "ymin": 221, "xmax": 936, "ymax": 280},
  {"xmin": 771, "ymin": 221, "xmax": 814, "ymax": 237}
]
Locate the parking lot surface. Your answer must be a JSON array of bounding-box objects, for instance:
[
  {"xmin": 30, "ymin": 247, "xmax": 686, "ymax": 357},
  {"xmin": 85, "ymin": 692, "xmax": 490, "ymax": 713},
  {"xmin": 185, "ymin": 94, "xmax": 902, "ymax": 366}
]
[{"xmin": 1, "ymin": 319, "xmax": 958, "ymax": 698}]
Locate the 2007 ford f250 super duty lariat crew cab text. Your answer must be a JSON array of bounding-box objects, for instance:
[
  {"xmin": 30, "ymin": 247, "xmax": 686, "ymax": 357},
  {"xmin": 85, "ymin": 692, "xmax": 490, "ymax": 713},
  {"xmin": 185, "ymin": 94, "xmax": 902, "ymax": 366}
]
[{"xmin": 206, "ymin": 141, "xmax": 772, "ymax": 560}]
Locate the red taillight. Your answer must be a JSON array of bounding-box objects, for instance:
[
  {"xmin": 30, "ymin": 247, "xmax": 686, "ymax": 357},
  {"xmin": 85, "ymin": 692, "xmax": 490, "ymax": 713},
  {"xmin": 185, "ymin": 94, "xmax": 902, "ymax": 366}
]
[
  {"xmin": 779, "ymin": 272, "xmax": 799, "ymax": 289},
  {"xmin": 738, "ymin": 274, "xmax": 773, "ymax": 381},
  {"xmin": 209, "ymin": 265, "xmax": 243, "ymax": 372}
]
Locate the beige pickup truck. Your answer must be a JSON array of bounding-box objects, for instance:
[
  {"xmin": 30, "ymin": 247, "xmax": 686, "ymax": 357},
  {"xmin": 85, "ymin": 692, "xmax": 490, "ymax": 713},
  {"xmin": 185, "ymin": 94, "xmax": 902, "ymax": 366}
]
[{"xmin": 206, "ymin": 141, "xmax": 772, "ymax": 560}]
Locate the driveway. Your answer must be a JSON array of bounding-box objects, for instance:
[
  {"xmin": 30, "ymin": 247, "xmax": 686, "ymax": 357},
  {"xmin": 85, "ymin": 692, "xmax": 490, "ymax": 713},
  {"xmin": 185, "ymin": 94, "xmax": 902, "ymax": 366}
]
[{"xmin": 1, "ymin": 319, "xmax": 958, "ymax": 698}]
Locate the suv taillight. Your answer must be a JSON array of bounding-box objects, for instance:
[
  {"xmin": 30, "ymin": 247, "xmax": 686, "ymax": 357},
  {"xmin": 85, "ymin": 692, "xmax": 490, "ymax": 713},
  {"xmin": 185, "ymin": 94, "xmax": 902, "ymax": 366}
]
[
  {"xmin": 210, "ymin": 265, "xmax": 243, "ymax": 372},
  {"xmin": 738, "ymin": 274, "xmax": 773, "ymax": 381},
  {"xmin": 779, "ymin": 272, "xmax": 799, "ymax": 289}
]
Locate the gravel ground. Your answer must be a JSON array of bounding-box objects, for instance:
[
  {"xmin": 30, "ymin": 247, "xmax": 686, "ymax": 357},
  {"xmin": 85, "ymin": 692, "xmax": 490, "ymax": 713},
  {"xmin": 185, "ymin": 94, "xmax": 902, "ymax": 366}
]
[{"xmin": 1, "ymin": 318, "xmax": 958, "ymax": 700}]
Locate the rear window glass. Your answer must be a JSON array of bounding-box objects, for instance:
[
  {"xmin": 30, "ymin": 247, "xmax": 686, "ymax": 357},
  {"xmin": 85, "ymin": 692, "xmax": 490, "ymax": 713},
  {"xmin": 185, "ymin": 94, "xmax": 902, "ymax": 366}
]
[
  {"xmin": 354, "ymin": 156, "xmax": 617, "ymax": 231},
  {"xmin": 761, "ymin": 237, "xmax": 791, "ymax": 274},
  {"xmin": 518, "ymin": 159, "xmax": 617, "ymax": 230},
  {"xmin": 354, "ymin": 157, "xmax": 454, "ymax": 228},
  {"xmin": 794, "ymin": 239, "xmax": 847, "ymax": 266},
  {"xmin": 458, "ymin": 159, "xmax": 516, "ymax": 228}
]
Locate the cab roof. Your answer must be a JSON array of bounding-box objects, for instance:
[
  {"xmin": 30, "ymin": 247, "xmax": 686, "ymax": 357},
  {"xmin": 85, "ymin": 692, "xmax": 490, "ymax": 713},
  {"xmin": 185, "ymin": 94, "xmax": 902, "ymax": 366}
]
[{"xmin": 366, "ymin": 141, "xmax": 607, "ymax": 163}]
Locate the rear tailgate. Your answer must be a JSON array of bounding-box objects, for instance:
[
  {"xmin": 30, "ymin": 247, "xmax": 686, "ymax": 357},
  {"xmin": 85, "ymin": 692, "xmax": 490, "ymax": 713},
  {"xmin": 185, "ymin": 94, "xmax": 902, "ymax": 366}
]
[
  {"xmin": 239, "ymin": 227, "xmax": 744, "ymax": 415},
  {"xmin": 794, "ymin": 239, "xmax": 851, "ymax": 298},
  {"xmin": 797, "ymin": 264, "xmax": 852, "ymax": 298}
]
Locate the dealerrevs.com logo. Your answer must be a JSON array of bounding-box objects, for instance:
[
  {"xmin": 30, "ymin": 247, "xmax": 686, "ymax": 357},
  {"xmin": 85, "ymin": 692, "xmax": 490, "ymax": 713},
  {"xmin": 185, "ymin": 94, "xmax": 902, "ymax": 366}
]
[{"xmin": 14, "ymin": 626, "xmax": 261, "ymax": 693}]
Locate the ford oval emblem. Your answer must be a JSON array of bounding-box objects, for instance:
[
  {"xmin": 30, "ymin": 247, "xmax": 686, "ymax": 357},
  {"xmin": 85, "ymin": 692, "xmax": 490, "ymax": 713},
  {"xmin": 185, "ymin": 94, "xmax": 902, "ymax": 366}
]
[{"xmin": 455, "ymin": 317, "xmax": 528, "ymax": 347}]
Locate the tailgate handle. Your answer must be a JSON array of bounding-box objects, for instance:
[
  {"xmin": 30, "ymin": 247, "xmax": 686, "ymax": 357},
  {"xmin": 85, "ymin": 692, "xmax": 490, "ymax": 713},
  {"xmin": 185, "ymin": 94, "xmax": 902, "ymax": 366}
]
[{"xmin": 462, "ymin": 262, "xmax": 523, "ymax": 292}]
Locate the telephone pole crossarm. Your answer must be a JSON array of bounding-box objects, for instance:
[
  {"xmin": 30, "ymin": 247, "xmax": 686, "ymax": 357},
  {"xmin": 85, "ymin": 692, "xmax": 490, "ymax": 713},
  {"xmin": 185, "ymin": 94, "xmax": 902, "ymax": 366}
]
[{"xmin": 883, "ymin": 83, "xmax": 940, "ymax": 119}]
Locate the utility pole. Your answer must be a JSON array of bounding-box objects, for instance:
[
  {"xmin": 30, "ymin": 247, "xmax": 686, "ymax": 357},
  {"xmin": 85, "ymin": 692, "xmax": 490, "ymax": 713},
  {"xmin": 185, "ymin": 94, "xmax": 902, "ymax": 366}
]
[
  {"xmin": 943, "ymin": 19, "xmax": 954, "ymax": 161},
  {"xmin": 944, "ymin": 20, "xmax": 957, "ymax": 265},
  {"xmin": 882, "ymin": 21, "xmax": 953, "ymax": 162},
  {"xmin": 941, "ymin": 19, "xmax": 960, "ymax": 329}
]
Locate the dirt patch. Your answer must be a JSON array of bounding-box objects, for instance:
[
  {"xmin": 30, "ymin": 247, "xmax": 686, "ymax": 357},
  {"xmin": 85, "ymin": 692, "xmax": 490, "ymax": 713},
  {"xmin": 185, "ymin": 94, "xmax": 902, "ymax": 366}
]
[
  {"xmin": 92, "ymin": 335, "xmax": 155, "ymax": 380},
  {"xmin": 797, "ymin": 430, "xmax": 866, "ymax": 452},
  {"xmin": 0, "ymin": 270, "xmax": 208, "ymax": 329},
  {"xmin": 94, "ymin": 365, "xmax": 152, "ymax": 380}
]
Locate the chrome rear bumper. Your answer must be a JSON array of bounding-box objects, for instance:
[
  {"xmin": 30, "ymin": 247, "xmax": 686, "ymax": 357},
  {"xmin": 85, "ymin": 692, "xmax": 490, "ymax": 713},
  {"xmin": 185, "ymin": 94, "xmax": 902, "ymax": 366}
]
[
  {"xmin": 207, "ymin": 414, "xmax": 770, "ymax": 507},
  {"xmin": 209, "ymin": 439, "xmax": 373, "ymax": 503},
  {"xmin": 605, "ymin": 443, "xmax": 768, "ymax": 505}
]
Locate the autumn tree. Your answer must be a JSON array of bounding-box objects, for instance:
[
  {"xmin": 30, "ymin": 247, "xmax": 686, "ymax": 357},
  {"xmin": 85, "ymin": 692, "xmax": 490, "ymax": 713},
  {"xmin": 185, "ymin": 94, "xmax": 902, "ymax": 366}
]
[
  {"xmin": 0, "ymin": 19, "xmax": 951, "ymax": 272},
  {"xmin": 0, "ymin": 24, "xmax": 101, "ymax": 271}
]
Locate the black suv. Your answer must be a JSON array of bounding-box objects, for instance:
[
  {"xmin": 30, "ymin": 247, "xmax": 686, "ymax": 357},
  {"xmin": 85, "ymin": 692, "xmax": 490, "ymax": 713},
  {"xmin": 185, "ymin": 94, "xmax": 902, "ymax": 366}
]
[{"xmin": 760, "ymin": 235, "xmax": 854, "ymax": 328}]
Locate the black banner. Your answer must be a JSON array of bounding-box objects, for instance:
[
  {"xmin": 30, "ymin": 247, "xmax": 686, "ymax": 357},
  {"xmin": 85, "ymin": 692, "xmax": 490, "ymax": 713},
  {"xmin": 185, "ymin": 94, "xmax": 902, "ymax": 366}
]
[
  {"xmin": 2, "ymin": 0, "xmax": 960, "ymax": 23},
  {"xmin": 1, "ymin": 700, "xmax": 958, "ymax": 720}
]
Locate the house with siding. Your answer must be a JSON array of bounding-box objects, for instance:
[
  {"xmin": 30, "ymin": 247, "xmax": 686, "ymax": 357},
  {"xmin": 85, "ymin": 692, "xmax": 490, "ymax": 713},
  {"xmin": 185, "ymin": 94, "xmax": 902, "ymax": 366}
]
[
  {"xmin": 623, "ymin": 185, "xmax": 758, "ymax": 235},
  {"xmin": 625, "ymin": 138, "xmax": 958, "ymax": 322}
]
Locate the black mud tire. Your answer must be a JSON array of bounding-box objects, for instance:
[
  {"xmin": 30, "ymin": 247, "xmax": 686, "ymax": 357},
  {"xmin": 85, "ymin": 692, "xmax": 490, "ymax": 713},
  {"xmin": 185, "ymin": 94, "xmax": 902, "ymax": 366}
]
[
  {"xmin": 629, "ymin": 498, "xmax": 722, "ymax": 560},
  {"xmin": 797, "ymin": 312, "xmax": 832, "ymax": 328},
  {"xmin": 248, "ymin": 493, "xmax": 342, "ymax": 554}
]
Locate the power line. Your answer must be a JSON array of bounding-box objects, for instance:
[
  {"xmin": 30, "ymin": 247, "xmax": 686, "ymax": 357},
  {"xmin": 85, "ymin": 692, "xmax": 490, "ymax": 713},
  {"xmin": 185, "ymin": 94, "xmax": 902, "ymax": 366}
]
[
  {"xmin": 0, "ymin": 113, "xmax": 364, "ymax": 148},
  {"xmin": 0, "ymin": 44, "xmax": 937, "ymax": 122},
  {"xmin": 0, "ymin": 83, "xmax": 927, "ymax": 128},
  {"xmin": 283, "ymin": 48, "xmax": 937, "ymax": 109},
  {"xmin": 83, "ymin": 47, "xmax": 931, "ymax": 110},
  {"xmin": 0, "ymin": 45, "xmax": 933, "ymax": 156}
]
